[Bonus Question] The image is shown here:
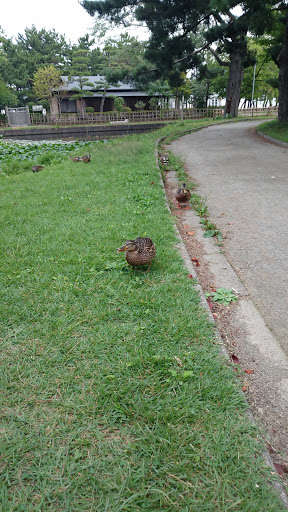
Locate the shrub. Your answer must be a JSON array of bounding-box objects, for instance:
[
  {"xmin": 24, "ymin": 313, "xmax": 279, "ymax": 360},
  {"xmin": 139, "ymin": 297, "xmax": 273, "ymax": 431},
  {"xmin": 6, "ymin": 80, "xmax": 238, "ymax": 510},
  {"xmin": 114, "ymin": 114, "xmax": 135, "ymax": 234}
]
[
  {"xmin": 135, "ymin": 100, "xmax": 146, "ymax": 111},
  {"xmin": 114, "ymin": 97, "xmax": 125, "ymax": 112}
]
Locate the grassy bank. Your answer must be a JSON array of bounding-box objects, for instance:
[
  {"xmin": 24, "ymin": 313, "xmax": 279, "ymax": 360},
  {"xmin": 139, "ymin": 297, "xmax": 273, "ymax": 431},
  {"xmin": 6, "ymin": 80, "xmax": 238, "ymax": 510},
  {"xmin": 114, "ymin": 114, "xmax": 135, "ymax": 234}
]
[
  {"xmin": 0, "ymin": 118, "xmax": 285, "ymax": 511},
  {"xmin": 257, "ymin": 119, "xmax": 288, "ymax": 143}
]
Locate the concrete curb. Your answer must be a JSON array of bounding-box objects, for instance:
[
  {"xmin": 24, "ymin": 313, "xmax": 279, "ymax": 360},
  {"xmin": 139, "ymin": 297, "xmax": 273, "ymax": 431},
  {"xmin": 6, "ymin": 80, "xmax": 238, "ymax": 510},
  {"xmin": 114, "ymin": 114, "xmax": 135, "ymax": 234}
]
[{"xmin": 257, "ymin": 130, "xmax": 288, "ymax": 148}]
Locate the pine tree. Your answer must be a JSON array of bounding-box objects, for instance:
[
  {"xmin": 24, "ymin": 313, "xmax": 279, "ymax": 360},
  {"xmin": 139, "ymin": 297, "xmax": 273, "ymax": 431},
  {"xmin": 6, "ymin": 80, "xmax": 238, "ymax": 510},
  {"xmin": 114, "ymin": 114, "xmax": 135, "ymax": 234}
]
[{"xmin": 81, "ymin": 0, "xmax": 288, "ymax": 120}]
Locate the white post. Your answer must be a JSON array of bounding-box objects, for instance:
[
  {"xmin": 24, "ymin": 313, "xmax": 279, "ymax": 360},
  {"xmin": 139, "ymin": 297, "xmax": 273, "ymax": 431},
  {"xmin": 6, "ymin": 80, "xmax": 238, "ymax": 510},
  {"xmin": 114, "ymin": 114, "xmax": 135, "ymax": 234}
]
[
  {"xmin": 181, "ymin": 95, "xmax": 184, "ymax": 121},
  {"xmin": 251, "ymin": 63, "xmax": 256, "ymax": 117}
]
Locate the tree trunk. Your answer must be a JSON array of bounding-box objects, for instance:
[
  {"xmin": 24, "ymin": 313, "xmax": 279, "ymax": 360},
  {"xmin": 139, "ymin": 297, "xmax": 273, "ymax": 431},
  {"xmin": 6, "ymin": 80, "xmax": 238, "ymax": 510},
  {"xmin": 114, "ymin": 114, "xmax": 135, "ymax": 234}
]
[
  {"xmin": 224, "ymin": 53, "xmax": 244, "ymax": 117},
  {"xmin": 100, "ymin": 86, "xmax": 108, "ymax": 113},
  {"xmin": 277, "ymin": 18, "xmax": 288, "ymax": 124}
]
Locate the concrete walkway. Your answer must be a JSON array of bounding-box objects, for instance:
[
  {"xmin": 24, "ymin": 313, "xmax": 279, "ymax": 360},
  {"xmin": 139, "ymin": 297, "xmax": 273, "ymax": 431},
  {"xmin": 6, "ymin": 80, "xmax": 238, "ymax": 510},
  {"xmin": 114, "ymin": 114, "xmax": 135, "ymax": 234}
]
[
  {"xmin": 171, "ymin": 120, "xmax": 288, "ymax": 354},
  {"xmin": 170, "ymin": 120, "xmax": 288, "ymax": 467}
]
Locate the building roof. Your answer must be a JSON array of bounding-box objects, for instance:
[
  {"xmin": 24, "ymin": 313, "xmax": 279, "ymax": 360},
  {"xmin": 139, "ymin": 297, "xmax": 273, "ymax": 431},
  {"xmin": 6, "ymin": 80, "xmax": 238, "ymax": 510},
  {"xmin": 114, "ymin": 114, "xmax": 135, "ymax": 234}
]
[{"xmin": 55, "ymin": 76, "xmax": 149, "ymax": 97}]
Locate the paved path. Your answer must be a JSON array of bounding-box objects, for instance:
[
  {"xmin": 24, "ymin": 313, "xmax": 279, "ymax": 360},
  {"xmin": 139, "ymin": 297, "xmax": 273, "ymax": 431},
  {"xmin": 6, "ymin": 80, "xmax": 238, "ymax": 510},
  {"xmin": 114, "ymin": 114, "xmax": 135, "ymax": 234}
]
[{"xmin": 171, "ymin": 120, "xmax": 288, "ymax": 355}]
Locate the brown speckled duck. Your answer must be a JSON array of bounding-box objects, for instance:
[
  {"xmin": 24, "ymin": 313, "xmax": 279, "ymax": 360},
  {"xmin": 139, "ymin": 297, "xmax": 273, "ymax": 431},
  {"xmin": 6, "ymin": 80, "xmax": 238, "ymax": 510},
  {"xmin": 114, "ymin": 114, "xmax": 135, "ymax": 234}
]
[
  {"xmin": 69, "ymin": 154, "xmax": 91, "ymax": 163},
  {"xmin": 32, "ymin": 165, "xmax": 44, "ymax": 173},
  {"xmin": 175, "ymin": 183, "xmax": 191, "ymax": 208},
  {"xmin": 117, "ymin": 237, "xmax": 156, "ymax": 271},
  {"xmin": 159, "ymin": 153, "xmax": 169, "ymax": 165},
  {"xmin": 69, "ymin": 156, "xmax": 83, "ymax": 162},
  {"xmin": 81, "ymin": 154, "xmax": 91, "ymax": 163}
]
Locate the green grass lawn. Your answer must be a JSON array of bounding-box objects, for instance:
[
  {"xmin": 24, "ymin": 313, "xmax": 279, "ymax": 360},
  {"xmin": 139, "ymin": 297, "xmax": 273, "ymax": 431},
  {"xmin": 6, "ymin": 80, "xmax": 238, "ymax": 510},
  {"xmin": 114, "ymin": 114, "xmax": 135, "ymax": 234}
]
[
  {"xmin": 0, "ymin": 119, "xmax": 286, "ymax": 511},
  {"xmin": 257, "ymin": 119, "xmax": 288, "ymax": 143}
]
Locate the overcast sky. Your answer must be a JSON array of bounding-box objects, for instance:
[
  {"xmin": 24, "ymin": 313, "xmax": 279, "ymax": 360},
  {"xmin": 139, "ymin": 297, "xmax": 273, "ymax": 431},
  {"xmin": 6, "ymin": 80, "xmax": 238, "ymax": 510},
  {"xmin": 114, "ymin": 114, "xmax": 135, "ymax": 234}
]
[{"xmin": 1, "ymin": 0, "xmax": 96, "ymax": 44}]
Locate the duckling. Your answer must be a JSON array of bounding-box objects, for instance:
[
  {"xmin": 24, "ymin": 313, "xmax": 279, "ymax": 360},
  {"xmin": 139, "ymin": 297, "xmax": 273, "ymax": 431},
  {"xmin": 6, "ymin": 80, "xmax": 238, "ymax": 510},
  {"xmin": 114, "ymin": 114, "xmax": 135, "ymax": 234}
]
[
  {"xmin": 32, "ymin": 165, "xmax": 44, "ymax": 173},
  {"xmin": 117, "ymin": 237, "xmax": 156, "ymax": 271},
  {"xmin": 175, "ymin": 183, "xmax": 191, "ymax": 208}
]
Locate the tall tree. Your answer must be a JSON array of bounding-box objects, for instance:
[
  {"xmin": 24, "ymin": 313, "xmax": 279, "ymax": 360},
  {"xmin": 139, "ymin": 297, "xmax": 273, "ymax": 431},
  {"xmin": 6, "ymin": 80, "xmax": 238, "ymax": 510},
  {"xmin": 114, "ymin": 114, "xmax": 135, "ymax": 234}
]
[
  {"xmin": 81, "ymin": 0, "xmax": 286, "ymax": 118},
  {"xmin": 69, "ymin": 47, "xmax": 95, "ymax": 113},
  {"xmin": 0, "ymin": 79, "xmax": 18, "ymax": 109},
  {"xmin": 239, "ymin": 37, "xmax": 279, "ymax": 107},
  {"xmin": 32, "ymin": 65, "xmax": 63, "ymax": 110},
  {"xmin": 0, "ymin": 27, "xmax": 71, "ymax": 104},
  {"xmin": 267, "ymin": 2, "xmax": 288, "ymax": 122}
]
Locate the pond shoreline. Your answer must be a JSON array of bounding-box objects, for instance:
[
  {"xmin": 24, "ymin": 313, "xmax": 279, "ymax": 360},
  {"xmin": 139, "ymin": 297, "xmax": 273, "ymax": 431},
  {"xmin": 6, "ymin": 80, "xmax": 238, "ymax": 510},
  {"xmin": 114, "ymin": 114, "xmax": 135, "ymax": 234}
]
[{"xmin": 0, "ymin": 122, "xmax": 164, "ymax": 141}]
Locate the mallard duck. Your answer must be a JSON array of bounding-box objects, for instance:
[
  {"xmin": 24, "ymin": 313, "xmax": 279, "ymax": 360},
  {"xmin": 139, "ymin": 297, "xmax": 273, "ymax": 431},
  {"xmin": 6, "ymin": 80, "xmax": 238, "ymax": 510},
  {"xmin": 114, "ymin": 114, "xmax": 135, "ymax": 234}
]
[
  {"xmin": 32, "ymin": 165, "xmax": 44, "ymax": 173},
  {"xmin": 69, "ymin": 156, "xmax": 82, "ymax": 162},
  {"xmin": 159, "ymin": 153, "xmax": 169, "ymax": 165},
  {"xmin": 81, "ymin": 154, "xmax": 91, "ymax": 163},
  {"xmin": 175, "ymin": 183, "xmax": 191, "ymax": 208},
  {"xmin": 69, "ymin": 154, "xmax": 91, "ymax": 163},
  {"xmin": 117, "ymin": 237, "xmax": 156, "ymax": 271}
]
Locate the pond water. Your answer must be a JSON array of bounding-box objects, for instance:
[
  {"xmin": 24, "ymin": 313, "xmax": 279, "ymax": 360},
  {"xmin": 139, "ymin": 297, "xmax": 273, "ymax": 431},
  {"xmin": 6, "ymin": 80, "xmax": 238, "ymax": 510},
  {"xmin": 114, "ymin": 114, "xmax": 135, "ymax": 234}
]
[{"xmin": 0, "ymin": 138, "xmax": 109, "ymax": 163}]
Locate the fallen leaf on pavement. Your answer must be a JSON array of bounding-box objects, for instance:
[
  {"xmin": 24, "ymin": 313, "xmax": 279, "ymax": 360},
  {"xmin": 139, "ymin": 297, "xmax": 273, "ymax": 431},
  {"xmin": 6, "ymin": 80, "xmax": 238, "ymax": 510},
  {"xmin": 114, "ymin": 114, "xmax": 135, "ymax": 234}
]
[
  {"xmin": 244, "ymin": 369, "xmax": 254, "ymax": 374},
  {"xmin": 191, "ymin": 258, "xmax": 200, "ymax": 266},
  {"xmin": 231, "ymin": 354, "xmax": 240, "ymax": 364},
  {"xmin": 274, "ymin": 463, "xmax": 288, "ymax": 476},
  {"xmin": 186, "ymin": 231, "xmax": 195, "ymax": 236}
]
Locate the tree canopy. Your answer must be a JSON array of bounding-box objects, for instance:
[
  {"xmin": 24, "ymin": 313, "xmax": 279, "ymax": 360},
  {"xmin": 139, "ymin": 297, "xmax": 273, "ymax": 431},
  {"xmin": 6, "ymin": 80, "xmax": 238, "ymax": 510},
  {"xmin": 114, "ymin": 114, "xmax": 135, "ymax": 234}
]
[{"xmin": 81, "ymin": 0, "xmax": 288, "ymax": 121}]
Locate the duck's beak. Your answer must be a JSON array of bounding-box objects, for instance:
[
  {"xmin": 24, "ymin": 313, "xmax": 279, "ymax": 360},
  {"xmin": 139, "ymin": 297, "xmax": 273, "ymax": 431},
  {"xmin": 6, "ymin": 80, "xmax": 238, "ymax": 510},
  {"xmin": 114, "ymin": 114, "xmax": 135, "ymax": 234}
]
[{"xmin": 117, "ymin": 245, "xmax": 126, "ymax": 252}]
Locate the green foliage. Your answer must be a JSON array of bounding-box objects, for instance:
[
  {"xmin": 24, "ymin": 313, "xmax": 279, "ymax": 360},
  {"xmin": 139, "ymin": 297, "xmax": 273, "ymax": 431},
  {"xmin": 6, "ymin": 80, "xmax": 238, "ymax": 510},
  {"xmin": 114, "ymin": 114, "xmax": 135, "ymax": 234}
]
[
  {"xmin": 0, "ymin": 27, "xmax": 70, "ymax": 104},
  {"xmin": 0, "ymin": 139, "xmax": 94, "ymax": 175},
  {"xmin": 200, "ymin": 217, "xmax": 223, "ymax": 241},
  {"xmin": 113, "ymin": 95, "xmax": 125, "ymax": 111},
  {"xmin": 205, "ymin": 288, "xmax": 238, "ymax": 305},
  {"xmin": 86, "ymin": 106, "xmax": 95, "ymax": 113},
  {"xmin": 81, "ymin": 0, "xmax": 285, "ymax": 119},
  {"xmin": 240, "ymin": 37, "xmax": 279, "ymax": 106},
  {"xmin": 148, "ymin": 97, "xmax": 159, "ymax": 109},
  {"xmin": 0, "ymin": 79, "xmax": 18, "ymax": 109},
  {"xmin": 32, "ymin": 65, "xmax": 63, "ymax": 101},
  {"xmin": 135, "ymin": 100, "xmax": 146, "ymax": 110}
]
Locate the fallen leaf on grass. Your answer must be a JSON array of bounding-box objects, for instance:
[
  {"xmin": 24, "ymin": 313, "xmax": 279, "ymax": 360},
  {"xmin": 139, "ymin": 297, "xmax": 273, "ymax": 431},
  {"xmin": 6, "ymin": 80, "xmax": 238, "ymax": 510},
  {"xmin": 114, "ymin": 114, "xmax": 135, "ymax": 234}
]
[
  {"xmin": 191, "ymin": 258, "xmax": 200, "ymax": 266},
  {"xmin": 187, "ymin": 274, "xmax": 194, "ymax": 279},
  {"xmin": 242, "ymin": 386, "xmax": 247, "ymax": 392},
  {"xmin": 244, "ymin": 369, "xmax": 254, "ymax": 374}
]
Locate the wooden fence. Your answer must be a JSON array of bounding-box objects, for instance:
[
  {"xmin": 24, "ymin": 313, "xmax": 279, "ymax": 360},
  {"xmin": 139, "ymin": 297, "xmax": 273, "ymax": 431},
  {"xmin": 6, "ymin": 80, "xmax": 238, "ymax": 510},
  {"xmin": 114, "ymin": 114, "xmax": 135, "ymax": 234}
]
[
  {"xmin": 5, "ymin": 106, "xmax": 31, "ymax": 127},
  {"xmin": 238, "ymin": 106, "xmax": 278, "ymax": 117},
  {"xmin": 1, "ymin": 106, "xmax": 278, "ymax": 128},
  {"xmin": 29, "ymin": 106, "xmax": 278, "ymax": 125}
]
